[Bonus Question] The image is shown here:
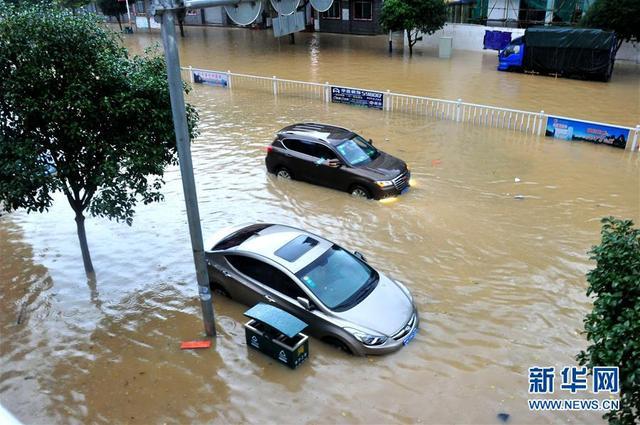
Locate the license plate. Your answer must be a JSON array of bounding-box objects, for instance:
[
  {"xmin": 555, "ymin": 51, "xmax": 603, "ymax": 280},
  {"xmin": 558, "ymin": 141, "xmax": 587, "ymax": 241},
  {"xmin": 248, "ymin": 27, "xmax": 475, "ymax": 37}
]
[
  {"xmin": 401, "ymin": 187, "xmax": 410, "ymax": 195},
  {"xmin": 403, "ymin": 327, "xmax": 418, "ymax": 346}
]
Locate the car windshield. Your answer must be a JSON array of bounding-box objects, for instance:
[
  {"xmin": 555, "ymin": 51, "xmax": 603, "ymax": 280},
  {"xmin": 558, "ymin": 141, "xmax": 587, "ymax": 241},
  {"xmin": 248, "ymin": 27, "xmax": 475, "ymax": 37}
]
[
  {"xmin": 335, "ymin": 135, "xmax": 379, "ymax": 166},
  {"xmin": 502, "ymin": 43, "xmax": 521, "ymax": 56},
  {"xmin": 295, "ymin": 245, "xmax": 378, "ymax": 311}
]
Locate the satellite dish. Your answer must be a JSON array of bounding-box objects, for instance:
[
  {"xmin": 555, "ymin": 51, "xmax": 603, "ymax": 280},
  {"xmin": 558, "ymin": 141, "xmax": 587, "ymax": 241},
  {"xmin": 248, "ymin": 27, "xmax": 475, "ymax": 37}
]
[
  {"xmin": 225, "ymin": 1, "xmax": 264, "ymax": 26},
  {"xmin": 310, "ymin": 0, "xmax": 333, "ymax": 13},
  {"xmin": 270, "ymin": 0, "xmax": 300, "ymax": 16}
]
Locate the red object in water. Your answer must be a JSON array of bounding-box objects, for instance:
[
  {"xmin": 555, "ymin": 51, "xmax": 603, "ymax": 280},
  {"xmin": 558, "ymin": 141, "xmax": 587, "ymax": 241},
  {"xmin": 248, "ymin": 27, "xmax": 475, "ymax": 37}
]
[
  {"xmin": 431, "ymin": 159, "xmax": 442, "ymax": 167},
  {"xmin": 180, "ymin": 340, "xmax": 212, "ymax": 350},
  {"xmin": 265, "ymin": 146, "xmax": 273, "ymax": 153}
]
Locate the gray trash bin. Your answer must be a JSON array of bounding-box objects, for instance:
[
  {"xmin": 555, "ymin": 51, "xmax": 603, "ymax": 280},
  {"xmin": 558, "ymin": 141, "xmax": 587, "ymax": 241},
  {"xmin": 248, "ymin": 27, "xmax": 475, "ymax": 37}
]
[
  {"xmin": 244, "ymin": 303, "xmax": 309, "ymax": 369},
  {"xmin": 439, "ymin": 36, "xmax": 453, "ymax": 58}
]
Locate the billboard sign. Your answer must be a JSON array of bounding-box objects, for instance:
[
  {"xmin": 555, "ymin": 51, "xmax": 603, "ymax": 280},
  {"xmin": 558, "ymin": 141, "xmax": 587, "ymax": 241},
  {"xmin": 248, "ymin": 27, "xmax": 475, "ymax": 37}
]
[
  {"xmin": 545, "ymin": 116, "xmax": 630, "ymax": 149},
  {"xmin": 192, "ymin": 70, "xmax": 229, "ymax": 87},
  {"xmin": 331, "ymin": 86, "xmax": 383, "ymax": 110}
]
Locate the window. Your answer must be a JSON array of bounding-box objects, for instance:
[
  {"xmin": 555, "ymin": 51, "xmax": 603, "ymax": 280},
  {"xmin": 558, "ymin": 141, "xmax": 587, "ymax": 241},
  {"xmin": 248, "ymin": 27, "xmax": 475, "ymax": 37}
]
[
  {"xmin": 135, "ymin": 1, "xmax": 146, "ymax": 16},
  {"xmin": 282, "ymin": 139, "xmax": 316, "ymax": 156},
  {"xmin": 275, "ymin": 236, "xmax": 319, "ymax": 262},
  {"xmin": 314, "ymin": 144, "xmax": 338, "ymax": 160},
  {"xmin": 353, "ymin": 0, "xmax": 372, "ymax": 20},
  {"xmin": 213, "ymin": 224, "xmax": 271, "ymax": 250},
  {"xmin": 283, "ymin": 139, "xmax": 337, "ymax": 159},
  {"xmin": 322, "ymin": 1, "xmax": 341, "ymax": 19},
  {"xmin": 226, "ymin": 255, "xmax": 306, "ymax": 300}
]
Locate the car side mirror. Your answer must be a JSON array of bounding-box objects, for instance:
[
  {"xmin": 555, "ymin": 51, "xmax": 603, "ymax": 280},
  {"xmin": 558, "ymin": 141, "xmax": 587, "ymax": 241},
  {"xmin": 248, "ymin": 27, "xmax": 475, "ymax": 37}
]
[
  {"xmin": 297, "ymin": 297, "xmax": 313, "ymax": 310},
  {"xmin": 353, "ymin": 251, "xmax": 367, "ymax": 263}
]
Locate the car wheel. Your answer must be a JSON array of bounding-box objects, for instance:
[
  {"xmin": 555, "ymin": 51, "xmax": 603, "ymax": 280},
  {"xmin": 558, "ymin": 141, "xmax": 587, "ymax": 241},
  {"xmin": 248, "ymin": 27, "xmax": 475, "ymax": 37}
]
[
  {"xmin": 350, "ymin": 185, "xmax": 371, "ymax": 199},
  {"xmin": 276, "ymin": 167, "xmax": 292, "ymax": 179},
  {"xmin": 323, "ymin": 336, "xmax": 352, "ymax": 355}
]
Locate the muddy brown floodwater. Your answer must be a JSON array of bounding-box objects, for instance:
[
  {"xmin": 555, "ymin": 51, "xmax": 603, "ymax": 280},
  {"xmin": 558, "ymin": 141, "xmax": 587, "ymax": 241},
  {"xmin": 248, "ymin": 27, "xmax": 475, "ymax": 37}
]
[{"xmin": 1, "ymin": 26, "xmax": 639, "ymax": 425}]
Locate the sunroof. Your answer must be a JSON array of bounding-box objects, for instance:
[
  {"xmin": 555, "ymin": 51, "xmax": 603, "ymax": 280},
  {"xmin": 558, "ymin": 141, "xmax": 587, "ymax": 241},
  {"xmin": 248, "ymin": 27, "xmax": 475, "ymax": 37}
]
[{"xmin": 274, "ymin": 236, "xmax": 318, "ymax": 262}]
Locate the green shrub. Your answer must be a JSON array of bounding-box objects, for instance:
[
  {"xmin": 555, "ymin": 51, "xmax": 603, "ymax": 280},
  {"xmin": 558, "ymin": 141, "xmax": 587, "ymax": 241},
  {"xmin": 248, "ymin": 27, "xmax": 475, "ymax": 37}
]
[{"xmin": 578, "ymin": 217, "xmax": 640, "ymax": 424}]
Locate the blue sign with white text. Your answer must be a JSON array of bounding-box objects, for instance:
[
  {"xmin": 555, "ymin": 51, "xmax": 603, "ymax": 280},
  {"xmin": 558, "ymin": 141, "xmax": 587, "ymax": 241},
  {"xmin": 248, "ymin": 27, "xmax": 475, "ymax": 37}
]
[
  {"xmin": 331, "ymin": 86, "xmax": 384, "ymax": 110},
  {"xmin": 545, "ymin": 116, "xmax": 630, "ymax": 149},
  {"xmin": 192, "ymin": 70, "xmax": 228, "ymax": 88}
]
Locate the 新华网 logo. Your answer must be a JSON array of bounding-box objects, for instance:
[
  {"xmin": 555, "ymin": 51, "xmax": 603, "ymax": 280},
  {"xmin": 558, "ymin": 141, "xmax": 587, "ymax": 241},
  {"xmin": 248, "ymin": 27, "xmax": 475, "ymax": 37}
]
[{"xmin": 527, "ymin": 366, "xmax": 620, "ymax": 411}]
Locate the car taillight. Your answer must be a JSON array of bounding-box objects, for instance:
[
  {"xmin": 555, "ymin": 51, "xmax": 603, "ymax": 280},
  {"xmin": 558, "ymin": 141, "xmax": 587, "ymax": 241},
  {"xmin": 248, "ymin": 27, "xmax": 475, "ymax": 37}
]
[{"xmin": 265, "ymin": 146, "xmax": 273, "ymax": 153}]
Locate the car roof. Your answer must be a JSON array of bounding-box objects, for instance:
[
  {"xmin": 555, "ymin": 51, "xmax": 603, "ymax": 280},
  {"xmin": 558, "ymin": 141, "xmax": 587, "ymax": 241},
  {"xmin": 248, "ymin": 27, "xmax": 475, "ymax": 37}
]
[
  {"xmin": 277, "ymin": 123, "xmax": 355, "ymax": 146},
  {"xmin": 231, "ymin": 224, "xmax": 333, "ymax": 274}
]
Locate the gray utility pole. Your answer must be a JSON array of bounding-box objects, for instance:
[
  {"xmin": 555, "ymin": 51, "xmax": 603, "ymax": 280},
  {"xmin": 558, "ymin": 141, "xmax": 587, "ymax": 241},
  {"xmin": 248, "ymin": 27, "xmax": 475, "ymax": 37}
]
[
  {"xmin": 152, "ymin": 0, "xmax": 256, "ymax": 337},
  {"xmin": 154, "ymin": 0, "xmax": 216, "ymax": 337},
  {"xmin": 152, "ymin": 0, "xmax": 257, "ymax": 337}
]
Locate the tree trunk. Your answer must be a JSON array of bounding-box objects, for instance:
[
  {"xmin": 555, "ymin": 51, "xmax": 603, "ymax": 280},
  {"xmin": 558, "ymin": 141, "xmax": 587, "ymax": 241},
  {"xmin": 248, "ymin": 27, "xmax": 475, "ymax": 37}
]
[
  {"xmin": 75, "ymin": 213, "xmax": 95, "ymax": 275},
  {"xmin": 407, "ymin": 31, "xmax": 413, "ymax": 56},
  {"xmin": 179, "ymin": 18, "xmax": 185, "ymax": 37},
  {"xmin": 116, "ymin": 15, "xmax": 122, "ymax": 31},
  {"xmin": 289, "ymin": 33, "xmax": 295, "ymax": 44}
]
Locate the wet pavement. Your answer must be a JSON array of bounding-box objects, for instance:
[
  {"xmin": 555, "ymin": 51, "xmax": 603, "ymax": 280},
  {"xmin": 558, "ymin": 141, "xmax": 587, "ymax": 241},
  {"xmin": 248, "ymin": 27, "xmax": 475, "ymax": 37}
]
[{"xmin": 1, "ymin": 26, "xmax": 639, "ymax": 424}]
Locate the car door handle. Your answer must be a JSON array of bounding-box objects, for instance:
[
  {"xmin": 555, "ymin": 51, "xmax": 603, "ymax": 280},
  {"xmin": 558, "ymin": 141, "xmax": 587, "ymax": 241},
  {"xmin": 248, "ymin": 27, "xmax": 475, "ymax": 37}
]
[
  {"xmin": 265, "ymin": 295, "xmax": 276, "ymax": 303},
  {"xmin": 214, "ymin": 266, "xmax": 231, "ymax": 278}
]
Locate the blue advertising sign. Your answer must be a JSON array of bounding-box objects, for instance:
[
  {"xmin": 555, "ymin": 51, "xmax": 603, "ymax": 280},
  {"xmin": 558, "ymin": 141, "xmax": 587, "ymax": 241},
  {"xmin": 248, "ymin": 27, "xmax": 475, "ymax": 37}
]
[
  {"xmin": 331, "ymin": 86, "xmax": 384, "ymax": 110},
  {"xmin": 192, "ymin": 70, "xmax": 228, "ymax": 88},
  {"xmin": 545, "ymin": 116, "xmax": 630, "ymax": 149}
]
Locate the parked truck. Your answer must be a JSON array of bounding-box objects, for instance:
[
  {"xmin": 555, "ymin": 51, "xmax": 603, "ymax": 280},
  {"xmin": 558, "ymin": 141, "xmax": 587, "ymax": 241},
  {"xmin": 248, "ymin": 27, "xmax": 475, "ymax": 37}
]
[{"xmin": 498, "ymin": 27, "xmax": 617, "ymax": 82}]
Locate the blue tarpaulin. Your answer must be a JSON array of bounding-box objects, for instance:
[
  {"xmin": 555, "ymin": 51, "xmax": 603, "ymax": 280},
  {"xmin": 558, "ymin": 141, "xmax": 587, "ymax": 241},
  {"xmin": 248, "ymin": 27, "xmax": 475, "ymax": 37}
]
[{"xmin": 484, "ymin": 30, "xmax": 512, "ymax": 50}]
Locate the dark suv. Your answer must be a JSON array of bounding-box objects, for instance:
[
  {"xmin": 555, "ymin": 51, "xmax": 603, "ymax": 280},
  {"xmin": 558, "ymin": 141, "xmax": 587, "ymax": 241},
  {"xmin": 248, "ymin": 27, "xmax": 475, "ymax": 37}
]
[{"xmin": 265, "ymin": 123, "xmax": 410, "ymax": 199}]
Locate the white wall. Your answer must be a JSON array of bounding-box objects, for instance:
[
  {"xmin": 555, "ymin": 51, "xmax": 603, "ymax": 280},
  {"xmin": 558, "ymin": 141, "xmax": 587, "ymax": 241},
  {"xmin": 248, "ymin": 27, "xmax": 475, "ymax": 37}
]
[
  {"xmin": 616, "ymin": 41, "xmax": 640, "ymax": 64},
  {"xmin": 487, "ymin": 0, "xmax": 520, "ymax": 24},
  {"xmin": 407, "ymin": 23, "xmax": 640, "ymax": 63},
  {"xmin": 136, "ymin": 16, "xmax": 160, "ymax": 29}
]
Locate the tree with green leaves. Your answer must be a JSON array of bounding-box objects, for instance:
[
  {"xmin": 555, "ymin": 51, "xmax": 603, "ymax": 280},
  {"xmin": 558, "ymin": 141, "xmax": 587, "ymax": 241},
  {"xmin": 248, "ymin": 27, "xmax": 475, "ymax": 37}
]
[
  {"xmin": 379, "ymin": 0, "xmax": 447, "ymax": 56},
  {"xmin": 581, "ymin": 0, "xmax": 640, "ymax": 54},
  {"xmin": 577, "ymin": 217, "xmax": 640, "ymax": 424},
  {"xmin": 96, "ymin": 0, "xmax": 128, "ymax": 30},
  {"xmin": 0, "ymin": 4, "xmax": 199, "ymax": 274}
]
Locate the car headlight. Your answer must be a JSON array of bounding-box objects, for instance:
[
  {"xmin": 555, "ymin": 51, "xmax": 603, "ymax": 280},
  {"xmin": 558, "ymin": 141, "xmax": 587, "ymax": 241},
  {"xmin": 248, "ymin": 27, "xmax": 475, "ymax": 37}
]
[
  {"xmin": 345, "ymin": 328, "xmax": 387, "ymax": 346},
  {"xmin": 375, "ymin": 180, "xmax": 393, "ymax": 188}
]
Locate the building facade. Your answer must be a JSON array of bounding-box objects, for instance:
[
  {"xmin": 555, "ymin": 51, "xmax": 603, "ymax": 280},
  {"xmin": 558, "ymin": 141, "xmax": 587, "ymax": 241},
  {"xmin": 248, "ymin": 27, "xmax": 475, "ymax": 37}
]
[{"xmin": 317, "ymin": 0, "xmax": 383, "ymax": 35}]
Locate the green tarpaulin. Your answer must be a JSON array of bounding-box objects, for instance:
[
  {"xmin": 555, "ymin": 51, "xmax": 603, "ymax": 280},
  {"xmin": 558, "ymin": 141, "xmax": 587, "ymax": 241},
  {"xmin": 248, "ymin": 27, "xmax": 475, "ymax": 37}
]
[{"xmin": 525, "ymin": 26, "xmax": 615, "ymax": 49}]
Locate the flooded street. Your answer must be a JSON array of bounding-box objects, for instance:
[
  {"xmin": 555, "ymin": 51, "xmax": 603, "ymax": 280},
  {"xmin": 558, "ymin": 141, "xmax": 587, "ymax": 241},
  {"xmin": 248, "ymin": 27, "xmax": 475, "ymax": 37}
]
[{"xmin": 1, "ymin": 26, "xmax": 640, "ymax": 424}]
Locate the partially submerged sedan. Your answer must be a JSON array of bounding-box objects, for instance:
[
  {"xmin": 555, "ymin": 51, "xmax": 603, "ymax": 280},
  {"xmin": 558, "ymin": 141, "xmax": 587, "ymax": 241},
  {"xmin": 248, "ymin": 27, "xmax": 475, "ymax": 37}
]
[
  {"xmin": 205, "ymin": 223, "xmax": 419, "ymax": 355},
  {"xmin": 265, "ymin": 123, "xmax": 410, "ymax": 199}
]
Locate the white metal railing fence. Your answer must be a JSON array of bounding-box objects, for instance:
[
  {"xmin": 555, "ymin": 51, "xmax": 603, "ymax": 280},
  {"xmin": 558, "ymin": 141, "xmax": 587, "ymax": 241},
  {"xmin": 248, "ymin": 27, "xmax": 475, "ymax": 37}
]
[{"xmin": 181, "ymin": 66, "xmax": 640, "ymax": 151}]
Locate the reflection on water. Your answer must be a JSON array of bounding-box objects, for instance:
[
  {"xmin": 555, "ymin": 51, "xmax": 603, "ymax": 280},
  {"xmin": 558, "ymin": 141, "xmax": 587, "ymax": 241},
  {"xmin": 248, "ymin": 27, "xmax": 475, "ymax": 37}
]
[{"xmin": 1, "ymin": 27, "xmax": 639, "ymax": 424}]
